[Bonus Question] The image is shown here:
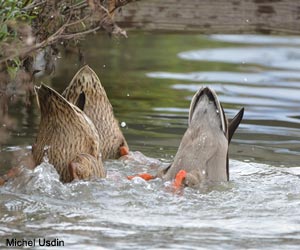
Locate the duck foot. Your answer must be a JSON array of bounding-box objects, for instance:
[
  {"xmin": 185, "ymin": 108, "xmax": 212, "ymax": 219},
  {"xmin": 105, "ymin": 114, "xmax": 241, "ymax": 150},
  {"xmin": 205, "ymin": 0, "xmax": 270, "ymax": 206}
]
[
  {"xmin": 119, "ymin": 145, "xmax": 129, "ymax": 156},
  {"xmin": 172, "ymin": 170, "xmax": 187, "ymax": 189},
  {"xmin": 127, "ymin": 173, "xmax": 156, "ymax": 181}
]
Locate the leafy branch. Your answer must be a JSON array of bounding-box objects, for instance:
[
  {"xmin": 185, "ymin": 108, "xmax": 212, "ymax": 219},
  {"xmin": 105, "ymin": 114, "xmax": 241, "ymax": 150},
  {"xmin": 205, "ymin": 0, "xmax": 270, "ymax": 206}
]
[{"xmin": 0, "ymin": 0, "xmax": 138, "ymax": 116}]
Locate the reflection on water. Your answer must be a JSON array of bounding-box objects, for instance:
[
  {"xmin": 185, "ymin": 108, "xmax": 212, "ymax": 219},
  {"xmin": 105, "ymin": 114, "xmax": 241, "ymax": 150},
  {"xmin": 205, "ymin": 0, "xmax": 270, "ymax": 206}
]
[
  {"xmin": 179, "ymin": 46, "xmax": 300, "ymax": 70},
  {"xmin": 1, "ymin": 33, "xmax": 300, "ymax": 249},
  {"xmin": 210, "ymin": 34, "xmax": 300, "ymax": 45}
]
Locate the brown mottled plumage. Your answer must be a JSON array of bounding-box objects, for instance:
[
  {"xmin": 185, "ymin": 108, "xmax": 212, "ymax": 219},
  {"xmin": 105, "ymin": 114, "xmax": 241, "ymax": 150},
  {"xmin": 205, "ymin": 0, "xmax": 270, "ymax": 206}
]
[
  {"xmin": 69, "ymin": 153, "xmax": 106, "ymax": 180},
  {"xmin": 32, "ymin": 84, "xmax": 105, "ymax": 183},
  {"xmin": 62, "ymin": 65, "xmax": 128, "ymax": 160}
]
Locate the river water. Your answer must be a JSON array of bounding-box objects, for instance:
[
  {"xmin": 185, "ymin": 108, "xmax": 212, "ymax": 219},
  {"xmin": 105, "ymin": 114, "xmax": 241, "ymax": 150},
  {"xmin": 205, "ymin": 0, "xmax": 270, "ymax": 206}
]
[{"xmin": 1, "ymin": 33, "xmax": 300, "ymax": 249}]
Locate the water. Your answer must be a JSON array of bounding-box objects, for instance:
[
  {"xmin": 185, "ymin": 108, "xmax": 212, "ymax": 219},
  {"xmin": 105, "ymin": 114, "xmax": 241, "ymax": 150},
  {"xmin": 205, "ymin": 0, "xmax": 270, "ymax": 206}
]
[{"xmin": 1, "ymin": 33, "xmax": 300, "ymax": 249}]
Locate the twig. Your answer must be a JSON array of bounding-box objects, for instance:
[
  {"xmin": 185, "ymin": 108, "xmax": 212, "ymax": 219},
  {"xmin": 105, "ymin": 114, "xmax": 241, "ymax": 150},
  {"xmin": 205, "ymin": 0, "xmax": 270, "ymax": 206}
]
[
  {"xmin": 64, "ymin": 15, "xmax": 89, "ymax": 27},
  {"xmin": 109, "ymin": 0, "xmax": 138, "ymax": 14},
  {"xmin": 0, "ymin": 0, "xmax": 134, "ymax": 65},
  {"xmin": 71, "ymin": 1, "xmax": 88, "ymax": 10},
  {"xmin": 23, "ymin": 0, "xmax": 47, "ymax": 11},
  {"xmin": 59, "ymin": 26, "xmax": 100, "ymax": 40}
]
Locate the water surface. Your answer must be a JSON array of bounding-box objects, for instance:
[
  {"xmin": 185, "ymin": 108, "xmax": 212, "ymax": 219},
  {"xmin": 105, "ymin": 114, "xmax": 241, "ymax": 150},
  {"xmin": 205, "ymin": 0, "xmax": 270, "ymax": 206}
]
[{"xmin": 1, "ymin": 33, "xmax": 300, "ymax": 249}]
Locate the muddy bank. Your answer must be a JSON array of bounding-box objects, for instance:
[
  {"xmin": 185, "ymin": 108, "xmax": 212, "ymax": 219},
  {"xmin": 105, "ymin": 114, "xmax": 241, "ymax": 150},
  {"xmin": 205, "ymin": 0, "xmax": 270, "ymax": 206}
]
[{"xmin": 116, "ymin": 0, "xmax": 300, "ymax": 34}]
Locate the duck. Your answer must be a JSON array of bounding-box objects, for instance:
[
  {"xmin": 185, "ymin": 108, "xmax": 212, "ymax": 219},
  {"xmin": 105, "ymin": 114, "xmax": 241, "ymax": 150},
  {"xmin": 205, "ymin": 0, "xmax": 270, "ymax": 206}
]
[
  {"xmin": 128, "ymin": 87, "xmax": 244, "ymax": 189},
  {"xmin": 32, "ymin": 84, "xmax": 105, "ymax": 183},
  {"xmin": 62, "ymin": 65, "xmax": 129, "ymax": 160},
  {"xmin": 160, "ymin": 87, "xmax": 244, "ymax": 188}
]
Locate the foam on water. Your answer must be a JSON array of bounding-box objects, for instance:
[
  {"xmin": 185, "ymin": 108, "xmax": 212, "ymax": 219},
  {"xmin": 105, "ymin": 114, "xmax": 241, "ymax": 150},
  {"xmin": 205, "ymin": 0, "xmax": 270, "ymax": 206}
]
[
  {"xmin": 3, "ymin": 163, "xmax": 70, "ymax": 199},
  {"xmin": 1, "ymin": 159, "xmax": 300, "ymax": 249}
]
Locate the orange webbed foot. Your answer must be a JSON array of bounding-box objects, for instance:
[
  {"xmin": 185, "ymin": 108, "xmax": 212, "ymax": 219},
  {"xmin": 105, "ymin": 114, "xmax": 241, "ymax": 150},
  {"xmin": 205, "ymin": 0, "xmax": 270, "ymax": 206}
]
[
  {"xmin": 173, "ymin": 170, "xmax": 187, "ymax": 189},
  {"xmin": 127, "ymin": 173, "xmax": 156, "ymax": 181},
  {"xmin": 120, "ymin": 146, "xmax": 129, "ymax": 156}
]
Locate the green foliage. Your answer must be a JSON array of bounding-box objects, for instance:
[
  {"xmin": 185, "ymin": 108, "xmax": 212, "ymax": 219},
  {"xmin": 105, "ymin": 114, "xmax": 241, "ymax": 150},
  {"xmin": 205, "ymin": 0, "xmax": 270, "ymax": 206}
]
[
  {"xmin": 0, "ymin": 0, "xmax": 36, "ymax": 41},
  {"xmin": 0, "ymin": 1, "xmax": 37, "ymax": 77},
  {"xmin": 6, "ymin": 57, "xmax": 21, "ymax": 78}
]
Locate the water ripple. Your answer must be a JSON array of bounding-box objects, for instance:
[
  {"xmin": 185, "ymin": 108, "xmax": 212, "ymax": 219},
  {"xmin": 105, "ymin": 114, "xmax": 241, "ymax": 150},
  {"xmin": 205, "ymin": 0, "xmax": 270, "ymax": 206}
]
[
  {"xmin": 209, "ymin": 34, "xmax": 300, "ymax": 45},
  {"xmin": 178, "ymin": 47, "xmax": 300, "ymax": 70}
]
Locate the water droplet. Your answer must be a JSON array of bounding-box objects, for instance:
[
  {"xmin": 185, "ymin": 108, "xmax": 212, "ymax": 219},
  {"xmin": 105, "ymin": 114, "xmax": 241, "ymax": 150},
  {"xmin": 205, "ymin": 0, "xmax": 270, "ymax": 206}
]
[
  {"xmin": 121, "ymin": 121, "xmax": 126, "ymax": 127},
  {"xmin": 216, "ymin": 110, "xmax": 219, "ymax": 114},
  {"xmin": 127, "ymin": 93, "xmax": 130, "ymax": 97},
  {"xmin": 43, "ymin": 154, "xmax": 49, "ymax": 163},
  {"xmin": 43, "ymin": 146, "xmax": 50, "ymax": 163}
]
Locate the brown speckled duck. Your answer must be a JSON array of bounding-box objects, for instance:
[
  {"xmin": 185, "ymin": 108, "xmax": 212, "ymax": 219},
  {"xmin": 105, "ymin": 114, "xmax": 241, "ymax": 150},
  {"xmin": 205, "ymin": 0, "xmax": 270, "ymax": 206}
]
[
  {"xmin": 62, "ymin": 65, "xmax": 128, "ymax": 160},
  {"xmin": 160, "ymin": 87, "xmax": 244, "ymax": 188},
  {"xmin": 32, "ymin": 84, "xmax": 105, "ymax": 183}
]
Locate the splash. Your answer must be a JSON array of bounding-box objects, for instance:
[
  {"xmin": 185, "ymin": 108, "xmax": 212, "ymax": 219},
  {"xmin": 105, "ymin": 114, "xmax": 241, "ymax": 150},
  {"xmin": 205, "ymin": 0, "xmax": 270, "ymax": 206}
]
[{"xmin": 4, "ymin": 162, "xmax": 70, "ymax": 199}]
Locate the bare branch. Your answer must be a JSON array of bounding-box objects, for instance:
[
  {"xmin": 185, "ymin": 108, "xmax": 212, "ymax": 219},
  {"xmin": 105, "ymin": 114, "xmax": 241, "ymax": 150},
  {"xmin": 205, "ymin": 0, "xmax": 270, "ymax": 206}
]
[
  {"xmin": 110, "ymin": 0, "xmax": 139, "ymax": 14},
  {"xmin": 59, "ymin": 26, "xmax": 100, "ymax": 40},
  {"xmin": 0, "ymin": 0, "xmax": 133, "ymax": 65},
  {"xmin": 23, "ymin": 0, "xmax": 47, "ymax": 11},
  {"xmin": 86, "ymin": 0, "xmax": 128, "ymax": 37},
  {"xmin": 64, "ymin": 16, "xmax": 89, "ymax": 27}
]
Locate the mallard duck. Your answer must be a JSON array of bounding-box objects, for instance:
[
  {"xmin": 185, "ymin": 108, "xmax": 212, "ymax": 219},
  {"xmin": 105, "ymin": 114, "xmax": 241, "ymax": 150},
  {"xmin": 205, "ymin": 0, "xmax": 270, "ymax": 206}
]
[
  {"xmin": 161, "ymin": 87, "xmax": 244, "ymax": 188},
  {"xmin": 128, "ymin": 87, "xmax": 244, "ymax": 189},
  {"xmin": 32, "ymin": 84, "xmax": 105, "ymax": 183},
  {"xmin": 62, "ymin": 65, "xmax": 128, "ymax": 160}
]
